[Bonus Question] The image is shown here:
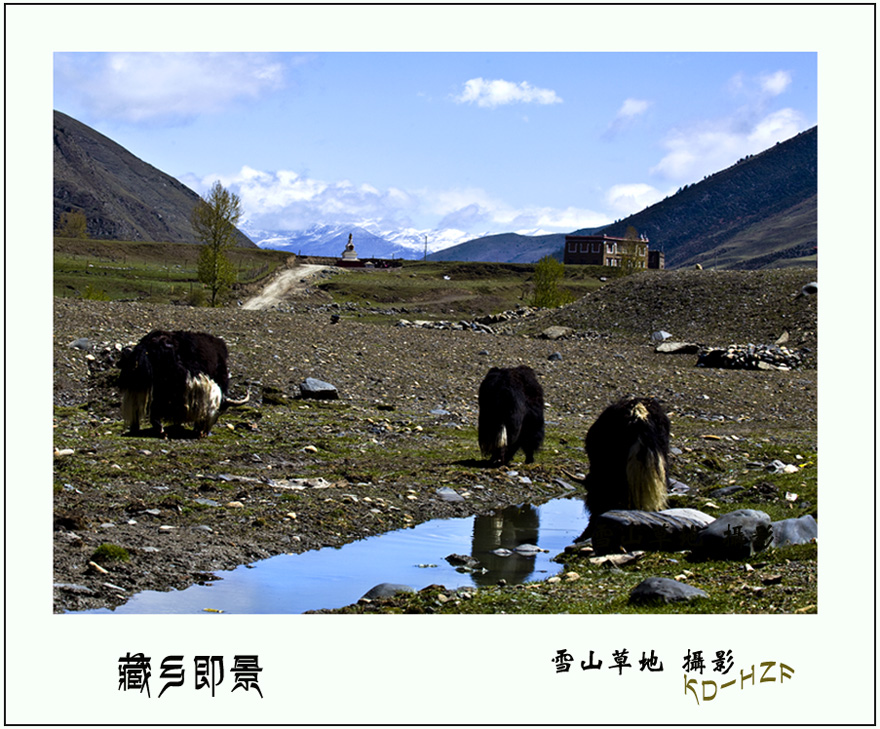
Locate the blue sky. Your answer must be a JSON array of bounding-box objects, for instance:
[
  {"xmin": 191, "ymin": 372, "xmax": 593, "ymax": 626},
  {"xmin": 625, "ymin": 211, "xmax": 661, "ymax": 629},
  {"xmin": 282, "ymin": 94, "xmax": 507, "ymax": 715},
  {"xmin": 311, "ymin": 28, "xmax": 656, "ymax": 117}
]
[{"xmin": 54, "ymin": 51, "xmax": 817, "ymax": 239}]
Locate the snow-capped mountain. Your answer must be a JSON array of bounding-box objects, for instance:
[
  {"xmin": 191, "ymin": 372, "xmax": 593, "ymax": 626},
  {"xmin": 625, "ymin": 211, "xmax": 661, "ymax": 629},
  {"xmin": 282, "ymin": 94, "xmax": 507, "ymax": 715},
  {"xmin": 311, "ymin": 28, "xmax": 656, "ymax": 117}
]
[{"xmin": 239, "ymin": 221, "xmax": 478, "ymax": 260}]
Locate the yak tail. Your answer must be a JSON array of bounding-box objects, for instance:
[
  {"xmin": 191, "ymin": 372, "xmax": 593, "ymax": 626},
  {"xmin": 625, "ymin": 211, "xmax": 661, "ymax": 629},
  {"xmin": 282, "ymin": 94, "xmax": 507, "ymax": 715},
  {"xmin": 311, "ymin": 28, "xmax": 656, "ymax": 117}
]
[
  {"xmin": 625, "ymin": 438, "xmax": 668, "ymax": 511},
  {"xmin": 496, "ymin": 424, "xmax": 508, "ymax": 452},
  {"xmin": 480, "ymin": 423, "xmax": 507, "ymax": 460}
]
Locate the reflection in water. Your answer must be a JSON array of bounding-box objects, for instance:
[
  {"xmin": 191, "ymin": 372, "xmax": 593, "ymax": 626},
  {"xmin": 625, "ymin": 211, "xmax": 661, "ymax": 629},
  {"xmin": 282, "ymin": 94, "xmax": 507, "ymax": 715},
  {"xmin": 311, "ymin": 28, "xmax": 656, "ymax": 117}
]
[
  {"xmin": 471, "ymin": 504, "xmax": 541, "ymax": 586},
  {"xmin": 75, "ymin": 497, "xmax": 588, "ymax": 614}
]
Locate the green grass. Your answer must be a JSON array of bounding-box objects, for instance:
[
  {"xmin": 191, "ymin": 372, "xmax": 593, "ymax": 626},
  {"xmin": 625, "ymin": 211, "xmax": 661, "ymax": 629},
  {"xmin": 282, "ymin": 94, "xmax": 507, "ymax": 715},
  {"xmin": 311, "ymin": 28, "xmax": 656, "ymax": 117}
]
[
  {"xmin": 318, "ymin": 260, "xmax": 617, "ymax": 319},
  {"xmin": 54, "ymin": 238, "xmax": 290, "ymax": 304}
]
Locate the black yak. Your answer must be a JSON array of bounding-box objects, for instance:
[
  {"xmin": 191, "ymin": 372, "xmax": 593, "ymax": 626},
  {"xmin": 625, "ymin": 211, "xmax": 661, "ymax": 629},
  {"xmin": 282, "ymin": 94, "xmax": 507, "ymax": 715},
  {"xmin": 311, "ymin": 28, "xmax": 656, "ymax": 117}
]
[
  {"xmin": 118, "ymin": 330, "xmax": 249, "ymax": 437},
  {"xmin": 584, "ymin": 397, "xmax": 670, "ymax": 515},
  {"xmin": 478, "ymin": 365, "xmax": 545, "ymax": 466}
]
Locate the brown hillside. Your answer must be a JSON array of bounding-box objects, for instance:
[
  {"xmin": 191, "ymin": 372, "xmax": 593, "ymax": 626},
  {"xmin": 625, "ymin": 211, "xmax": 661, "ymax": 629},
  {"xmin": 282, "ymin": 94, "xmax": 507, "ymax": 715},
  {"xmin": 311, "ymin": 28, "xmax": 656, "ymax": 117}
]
[{"xmin": 53, "ymin": 110, "xmax": 255, "ymax": 247}]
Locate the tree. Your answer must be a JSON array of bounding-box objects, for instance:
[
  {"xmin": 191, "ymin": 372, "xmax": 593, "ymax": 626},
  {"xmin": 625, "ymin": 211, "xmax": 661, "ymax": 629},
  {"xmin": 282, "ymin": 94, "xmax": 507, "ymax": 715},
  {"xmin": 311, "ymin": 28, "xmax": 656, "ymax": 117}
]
[
  {"xmin": 618, "ymin": 226, "xmax": 644, "ymax": 275},
  {"xmin": 55, "ymin": 210, "xmax": 89, "ymax": 238},
  {"xmin": 530, "ymin": 255, "xmax": 575, "ymax": 308},
  {"xmin": 192, "ymin": 181, "xmax": 242, "ymax": 306}
]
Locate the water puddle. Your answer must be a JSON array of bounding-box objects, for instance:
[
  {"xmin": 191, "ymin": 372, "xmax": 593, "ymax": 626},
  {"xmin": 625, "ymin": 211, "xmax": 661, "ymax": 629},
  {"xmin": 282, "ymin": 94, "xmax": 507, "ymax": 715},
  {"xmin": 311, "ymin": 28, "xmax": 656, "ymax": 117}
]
[{"xmin": 79, "ymin": 496, "xmax": 588, "ymax": 614}]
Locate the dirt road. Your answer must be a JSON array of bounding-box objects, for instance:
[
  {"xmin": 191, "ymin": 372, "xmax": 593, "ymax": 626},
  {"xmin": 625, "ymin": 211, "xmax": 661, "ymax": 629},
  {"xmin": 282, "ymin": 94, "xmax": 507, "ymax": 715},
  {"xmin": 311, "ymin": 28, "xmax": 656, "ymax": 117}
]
[{"xmin": 241, "ymin": 264, "xmax": 333, "ymax": 310}]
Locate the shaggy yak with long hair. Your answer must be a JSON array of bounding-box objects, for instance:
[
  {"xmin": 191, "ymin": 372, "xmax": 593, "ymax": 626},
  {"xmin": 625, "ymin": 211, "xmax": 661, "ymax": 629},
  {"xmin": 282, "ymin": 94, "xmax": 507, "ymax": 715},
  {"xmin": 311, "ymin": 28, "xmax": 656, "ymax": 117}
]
[
  {"xmin": 117, "ymin": 329, "xmax": 249, "ymax": 437},
  {"xmin": 584, "ymin": 397, "xmax": 670, "ymax": 515},
  {"xmin": 478, "ymin": 365, "xmax": 545, "ymax": 466}
]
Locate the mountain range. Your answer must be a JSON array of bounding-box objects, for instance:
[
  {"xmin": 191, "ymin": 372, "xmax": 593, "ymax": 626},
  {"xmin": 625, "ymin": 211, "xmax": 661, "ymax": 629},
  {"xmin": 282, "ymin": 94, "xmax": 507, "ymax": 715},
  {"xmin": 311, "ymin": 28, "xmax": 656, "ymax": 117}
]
[
  {"xmin": 238, "ymin": 222, "xmax": 477, "ymax": 261},
  {"xmin": 54, "ymin": 109, "xmax": 816, "ymax": 269},
  {"xmin": 433, "ymin": 126, "xmax": 817, "ymax": 269}
]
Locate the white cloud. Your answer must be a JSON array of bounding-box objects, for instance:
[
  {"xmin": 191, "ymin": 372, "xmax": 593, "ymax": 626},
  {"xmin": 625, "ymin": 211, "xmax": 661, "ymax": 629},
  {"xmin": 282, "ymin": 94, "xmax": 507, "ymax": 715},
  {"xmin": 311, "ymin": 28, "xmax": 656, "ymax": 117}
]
[
  {"xmin": 453, "ymin": 78, "xmax": 562, "ymax": 108},
  {"xmin": 604, "ymin": 97, "xmax": 651, "ymax": 137},
  {"xmin": 617, "ymin": 98, "xmax": 651, "ymax": 119},
  {"xmin": 650, "ymin": 104, "xmax": 807, "ymax": 183},
  {"xmin": 604, "ymin": 183, "xmax": 667, "ymax": 216},
  {"xmin": 54, "ymin": 52, "xmax": 288, "ymax": 123},
  {"xmin": 190, "ymin": 166, "xmax": 604, "ymax": 235},
  {"xmin": 759, "ymin": 70, "xmax": 792, "ymax": 96}
]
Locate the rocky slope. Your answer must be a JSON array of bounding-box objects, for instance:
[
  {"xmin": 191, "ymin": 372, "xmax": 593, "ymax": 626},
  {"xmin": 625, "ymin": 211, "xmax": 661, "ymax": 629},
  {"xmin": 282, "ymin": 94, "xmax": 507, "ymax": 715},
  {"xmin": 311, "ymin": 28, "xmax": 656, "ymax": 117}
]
[{"xmin": 54, "ymin": 110, "xmax": 255, "ymax": 246}]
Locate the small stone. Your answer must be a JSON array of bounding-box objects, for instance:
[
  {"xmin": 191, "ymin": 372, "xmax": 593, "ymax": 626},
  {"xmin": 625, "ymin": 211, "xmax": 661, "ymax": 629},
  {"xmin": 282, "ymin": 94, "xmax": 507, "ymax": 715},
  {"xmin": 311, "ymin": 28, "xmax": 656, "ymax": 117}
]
[
  {"xmin": 513, "ymin": 543, "xmax": 545, "ymax": 555},
  {"xmin": 541, "ymin": 326, "xmax": 574, "ymax": 341},
  {"xmin": 299, "ymin": 378, "xmax": 339, "ymax": 400},
  {"xmin": 360, "ymin": 583, "xmax": 414, "ymax": 600},
  {"xmin": 629, "ymin": 577, "xmax": 708, "ymax": 605}
]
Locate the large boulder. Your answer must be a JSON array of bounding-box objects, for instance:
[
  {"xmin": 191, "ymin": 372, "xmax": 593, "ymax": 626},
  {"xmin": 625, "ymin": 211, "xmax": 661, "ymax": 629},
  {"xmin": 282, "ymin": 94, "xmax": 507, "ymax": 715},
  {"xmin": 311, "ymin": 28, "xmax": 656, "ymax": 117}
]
[
  {"xmin": 694, "ymin": 509, "xmax": 773, "ymax": 560},
  {"xmin": 771, "ymin": 514, "xmax": 817, "ymax": 547},
  {"xmin": 584, "ymin": 508, "xmax": 715, "ymax": 555}
]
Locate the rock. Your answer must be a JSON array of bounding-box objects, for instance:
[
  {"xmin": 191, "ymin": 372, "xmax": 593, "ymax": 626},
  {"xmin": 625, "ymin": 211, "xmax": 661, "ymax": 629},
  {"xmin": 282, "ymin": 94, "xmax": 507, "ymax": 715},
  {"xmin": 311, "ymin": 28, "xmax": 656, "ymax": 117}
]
[
  {"xmin": 430, "ymin": 408, "xmax": 451, "ymax": 416},
  {"xmin": 548, "ymin": 352, "xmax": 563, "ymax": 361},
  {"xmin": 446, "ymin": 553, "xmax": 480, "ymax": 569},
  {"xmin": 590, "ymin": 551, "xmax": 645, "ymax": 568},
  {"xmin": 541, "ymin": 326, "xmax": 574, "ymax": 341},
  {"xmin": 436, "ymin": 487, "xmax": 465, "ymax": 502},
  {"xmin": 360, "ymin": 583, "xmax": 414, "ymax": 600},
  {"xmin": 655, "ymin": 341, "xmax": 700, "ymax": 354},
  {"xmin": 513, "ymin": 543, "xmax": 545, "ymax": 555},
  {"xmin": 697, "ymin": 343, "xmax": 805, "ymax": 371},
  {"xmin": 68, "ymin": 337, "xmax": 93, "ymax": 350},
  {"xmin": 54, "ymin": 582, "xmax": 96, "ymax": 595},
  {"xmin": 299, "ymin": 377, "xmax": 339, "ymax": 400},
  {"xmin": 694, "ymin": 509, "xmax": 773, "ymax": 560},
  {"xmin": 584, "ymin": 508, "xmax": 715, "ymax": 555},
  {"xmin": 708, "ymin": 485, "xmax": 744, "ymax": 498},
  {"xmin": 629, "ymin": 577, "xmax": 708, "ymax": 605},
  {"xmin": 771, "ymin": 515, "xmax": 817, "ymax": 547}
]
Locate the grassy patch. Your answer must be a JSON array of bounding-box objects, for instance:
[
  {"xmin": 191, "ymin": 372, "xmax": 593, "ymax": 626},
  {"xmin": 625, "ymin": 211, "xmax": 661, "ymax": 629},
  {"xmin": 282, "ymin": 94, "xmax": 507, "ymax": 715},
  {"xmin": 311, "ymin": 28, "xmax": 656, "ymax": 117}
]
[
  {"xmin": 90, "ymin": 543, "xmax": 131, "ymax": 563},
  {"xmin": 54, "ymin": 238, "xmax": 290, "ymax": 304},
  {"xmin": 317, "ymin": 261, "xmax": 612, "ymax": 319}
]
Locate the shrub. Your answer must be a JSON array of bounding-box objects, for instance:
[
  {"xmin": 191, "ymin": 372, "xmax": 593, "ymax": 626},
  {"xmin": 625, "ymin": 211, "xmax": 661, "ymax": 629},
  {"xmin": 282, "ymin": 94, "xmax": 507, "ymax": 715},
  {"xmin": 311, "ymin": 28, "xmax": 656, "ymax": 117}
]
[{"xmin": 91, "ymin": 543, "xmax": 130, "ymax": 564}]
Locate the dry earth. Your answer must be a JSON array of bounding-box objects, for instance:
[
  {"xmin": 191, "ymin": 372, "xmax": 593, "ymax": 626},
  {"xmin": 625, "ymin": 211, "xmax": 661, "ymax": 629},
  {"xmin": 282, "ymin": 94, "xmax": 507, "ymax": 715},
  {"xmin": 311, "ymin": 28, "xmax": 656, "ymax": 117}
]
[{"xmin": 52, "ymin": 266, "xmax": 818, "ymax": 613}]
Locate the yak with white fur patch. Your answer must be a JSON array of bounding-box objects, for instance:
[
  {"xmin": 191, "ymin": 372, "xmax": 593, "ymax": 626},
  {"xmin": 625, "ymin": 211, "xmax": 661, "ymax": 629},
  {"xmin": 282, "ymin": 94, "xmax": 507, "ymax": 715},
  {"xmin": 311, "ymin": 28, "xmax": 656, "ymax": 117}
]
[
  {"xmin": 478, "ymin": 365, "xmax": 545, "ymax": 466},
  {"xmin": 583, "ymin": 397, "xmax": 670, "ymax": 515},
  {"xmin": 118, "ymin": 329, "xmax": 249, "ymax": 437}
]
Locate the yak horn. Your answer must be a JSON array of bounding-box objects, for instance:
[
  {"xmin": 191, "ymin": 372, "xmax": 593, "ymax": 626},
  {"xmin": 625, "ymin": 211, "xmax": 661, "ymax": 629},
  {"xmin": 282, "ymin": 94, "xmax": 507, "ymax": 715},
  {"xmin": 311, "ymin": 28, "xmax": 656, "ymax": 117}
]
[{"xmin": 224, "ymin": 387, "xmax": 251, "ymax": 407}]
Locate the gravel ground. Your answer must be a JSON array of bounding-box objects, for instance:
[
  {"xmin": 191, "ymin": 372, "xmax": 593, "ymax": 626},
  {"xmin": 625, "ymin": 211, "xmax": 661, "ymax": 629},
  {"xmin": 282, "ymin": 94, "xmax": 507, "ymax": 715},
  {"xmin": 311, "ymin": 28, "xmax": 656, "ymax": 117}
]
[{"xmin": 52, "ymin": 267, "xmax": 818, "ymax": 613}]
